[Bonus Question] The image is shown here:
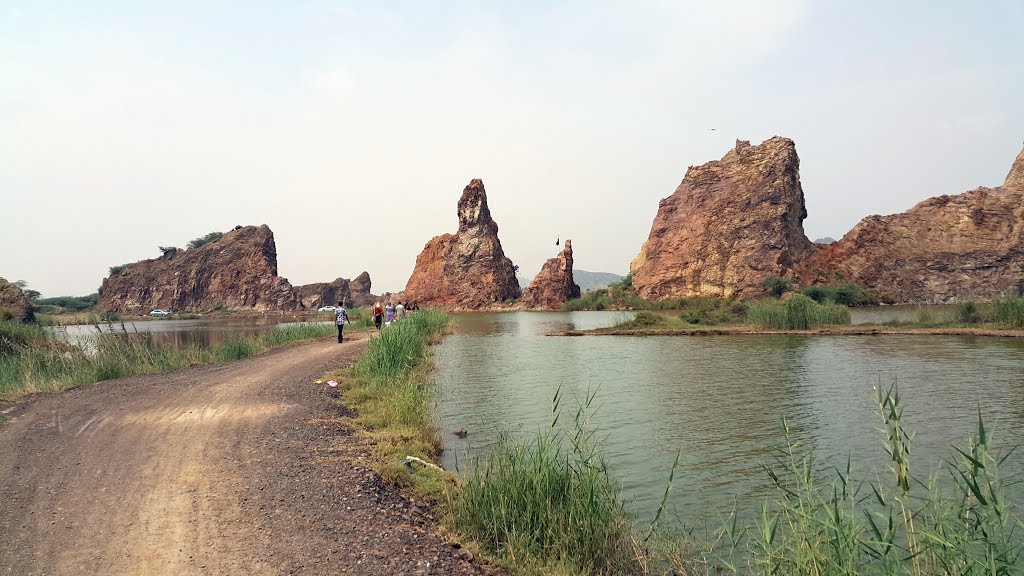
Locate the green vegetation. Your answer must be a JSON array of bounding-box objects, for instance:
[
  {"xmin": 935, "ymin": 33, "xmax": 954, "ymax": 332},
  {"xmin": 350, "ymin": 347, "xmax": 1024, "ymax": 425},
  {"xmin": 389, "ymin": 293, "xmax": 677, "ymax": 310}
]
[
  {"xmin": 697, "ymin": 385, "xmax": 1024, "ymax": 575},
  {"xmin": 992, "ymin": 296, "xmax": 1024, "ymax": 327},
  {"xmin": 802, "ymin": 283, "xmax": 879, "ymax": 306},
  {"xmin": 746, "ymin": 294, "xmax": 851, "ymax": 329},
  {"xmin": 108, "ymin": 264, "xmax": 128, "ymax": 275},
  {"xmin": 450, "ymin": 389, "xmax": 639, "ymax": 575},
  {"xmin": 0, "ymin": 320, "xmax": 335, "ymax": 399},
  {"xmin": 187, "ymin": 231, "xmax": 224, "ymax": 249},
  {"xmin": 326, "ymin": 310, "xmax": 452, "ymax": 495},
  {"xmin": 158, "ymin": 245, "xmax": 179, "ymax": 256},
  {"xmin": 761, "ymin": 276, "xmax": 795, "ymax": 298},
  {"xmin": 31, "ymin": 293, "xmax": 99, "ymax": 314}
]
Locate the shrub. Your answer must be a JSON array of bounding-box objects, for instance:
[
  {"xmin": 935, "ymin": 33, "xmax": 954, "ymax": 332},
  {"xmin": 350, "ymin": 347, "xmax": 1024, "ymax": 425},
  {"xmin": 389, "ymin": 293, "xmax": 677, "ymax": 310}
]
[
  {"xmin": 187, "ymin": 231, "xmax": 224, "ymax": 249},
  {"xmin": 158, "ymin": 246, "xmax": 179, "ymax": 256},
  {"xmin": 954, "ymin": 300, "xmax": 983, "ymax": 324},
  {"xmin": 32, "ymin": 294, "xmax": 99, "ymax": 312},
  {"xmin": 801, "ymin": 283, "xmax": 878, "ymax": 306},
  {"xmin": 761, "ymin": 276, "xmax": 794, "ymax": 298},
  {"xmin": 108, "ymin": 264, "xmax": 128, "ymax": 275}
]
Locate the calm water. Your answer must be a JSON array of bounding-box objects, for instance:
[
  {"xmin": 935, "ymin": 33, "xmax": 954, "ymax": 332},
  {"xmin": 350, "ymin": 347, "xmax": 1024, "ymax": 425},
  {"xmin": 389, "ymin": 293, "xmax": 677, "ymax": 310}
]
[
  {"xmin": 433, "ymin": 312, "xmax": 1024, "ymax": 523},
  {"xmin": 54, "ymin": 316, "xmax": 329, "ymax": 349}
]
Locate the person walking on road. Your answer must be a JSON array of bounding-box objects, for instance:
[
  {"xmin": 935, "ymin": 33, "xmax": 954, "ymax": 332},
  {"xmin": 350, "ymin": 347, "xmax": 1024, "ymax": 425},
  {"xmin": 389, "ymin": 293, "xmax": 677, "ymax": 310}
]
[
  {"xmin": 395, "ymin": 301, "xmax": 406, "ymax": 321},
  {"xmin": 335, "ymin": 301, "xmax": 349, "ymax": 343},
  {"xmin": 384, "ymin": 302, "xmax": 396, "ymax": 327}
]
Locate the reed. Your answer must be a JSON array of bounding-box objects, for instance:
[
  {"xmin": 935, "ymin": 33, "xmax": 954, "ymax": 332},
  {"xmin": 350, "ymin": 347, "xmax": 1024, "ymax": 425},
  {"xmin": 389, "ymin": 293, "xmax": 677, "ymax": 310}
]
[
  {"xmin": 449, "ymin": 388, "xmax": 639, "ymax": 575},
  {"xmin": 747, "ymin": 295, "xmax": 851, "ymax": 329},
  {"xmin": 704, "ymin": 384, "xmax": 1024, "ymax": 575},
  {"xmin": 991, "ymin": 296, "xmax": 1024, "ymax": 327}
]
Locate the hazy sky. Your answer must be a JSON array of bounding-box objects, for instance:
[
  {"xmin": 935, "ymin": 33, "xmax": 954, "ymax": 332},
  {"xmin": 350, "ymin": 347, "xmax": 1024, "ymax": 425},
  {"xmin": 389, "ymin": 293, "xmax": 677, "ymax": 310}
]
[{"xmin": 2, "ymin": 1, "xmax": 1022, "ymax": 297}]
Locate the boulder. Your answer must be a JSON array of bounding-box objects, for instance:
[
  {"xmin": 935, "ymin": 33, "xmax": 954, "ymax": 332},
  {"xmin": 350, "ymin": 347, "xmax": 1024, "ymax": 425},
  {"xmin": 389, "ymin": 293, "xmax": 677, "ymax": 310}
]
[
  {"xmin": 521, "ymin": 240, "xmax": 581, "ymax": 310},
  {"xmin": 0, "ymin": 277, "xmax": 35, "ymax": 323},
  {"xmin": 818, "ymin": 144, "xmax": 1024, "ymax": 303},
  {"xmin": 404, "ymin": 179, "xmax": 521, "ymax": 309},
  {"xmin": 97, "ymin": 225, "xmax": 301, "ymax": 314},
  {"xmin": 631, "ymin": 137, "xmax": 815, "ymax": 299}
]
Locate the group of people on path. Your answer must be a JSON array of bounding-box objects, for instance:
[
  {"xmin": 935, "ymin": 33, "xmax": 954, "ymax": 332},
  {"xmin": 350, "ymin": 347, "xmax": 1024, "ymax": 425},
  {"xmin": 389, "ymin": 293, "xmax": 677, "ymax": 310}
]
[
  {"xmin": 333, "ymin": 300, "xmax": 421, "ymax": 343},
  {"xmin": 370, "ymin": 301, "xmax": 419, "ymax": 330}
]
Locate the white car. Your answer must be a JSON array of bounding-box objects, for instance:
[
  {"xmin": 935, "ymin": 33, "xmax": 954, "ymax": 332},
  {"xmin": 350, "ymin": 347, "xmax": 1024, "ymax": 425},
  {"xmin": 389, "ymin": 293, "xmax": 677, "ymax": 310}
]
[
  {"xmin": 318, "ymin": 306, "xmax": 336, "ymax": 312},
  {"xmin": 149, "ymin": 309, "xmax": 170, "ymax": 317}
]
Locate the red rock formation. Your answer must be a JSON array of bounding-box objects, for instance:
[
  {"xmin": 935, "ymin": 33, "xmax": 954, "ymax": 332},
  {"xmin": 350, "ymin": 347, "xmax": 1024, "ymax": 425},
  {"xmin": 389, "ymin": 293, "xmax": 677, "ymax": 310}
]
[
  {"xmin": 295, "ymin": 271, "xmax": 374, "ymax": 309},
  {"xmin": 521, "ymin": 240, "xmax": 581, "ymax": 310},
  {"xmin": 404, "ymin": 179, "xmax": 521, "ymax": 309},
  {"xmin": 0, "ymin": 277, "xmax": 35, "ymax": 323},
  {"xmin": 818, "ymin": 145, "xmax": 1024, "ymax": 303},
  {"xmin": 98, "ymin": 225, "xmax": 300, "ymax": 313},
  {"xmin": 631, "ymin": 137, "xmax": 815, "ymax": 299}
]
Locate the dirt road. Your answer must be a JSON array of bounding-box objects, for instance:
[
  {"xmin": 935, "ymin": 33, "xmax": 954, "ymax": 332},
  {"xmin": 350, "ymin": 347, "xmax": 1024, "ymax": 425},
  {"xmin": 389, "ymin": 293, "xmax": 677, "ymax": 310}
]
[{"xmin": 0, "ymin": 335, "xmax": 490, "ymax": 575}]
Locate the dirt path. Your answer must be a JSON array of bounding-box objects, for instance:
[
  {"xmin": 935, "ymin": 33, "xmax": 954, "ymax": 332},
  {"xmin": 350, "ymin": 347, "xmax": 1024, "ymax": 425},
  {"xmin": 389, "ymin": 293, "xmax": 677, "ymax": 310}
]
[{"xmin": 0, "ymin": 335, "xmax": 492, "ymax": 575}]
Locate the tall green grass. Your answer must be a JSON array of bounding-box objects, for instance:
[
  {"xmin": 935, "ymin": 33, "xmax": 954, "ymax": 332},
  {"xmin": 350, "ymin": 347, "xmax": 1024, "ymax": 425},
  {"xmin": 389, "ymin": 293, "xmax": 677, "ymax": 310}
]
[
  {"xmin": 0, "ymin": 320, "xmax": 336, "ymax": 399},
  {"xmin": 992, "ymin": 297, "xmax": 1024, "ymax": 328},
  {"xmin": 450, "ymin": 388, "xmax": 638, "ymax": 575},
  {"xmin": 747, "ymin": 294, "xmax": 851, "ymax": 329}
]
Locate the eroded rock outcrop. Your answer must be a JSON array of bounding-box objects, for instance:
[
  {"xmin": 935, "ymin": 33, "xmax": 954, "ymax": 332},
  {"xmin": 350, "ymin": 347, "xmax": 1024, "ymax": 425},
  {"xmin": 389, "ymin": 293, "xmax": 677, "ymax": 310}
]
[
  {"xmin": 818, "ymin": 145, "xmax": 1024, "ymax": 303},
  {"xmin": 521, "ymin": 240, "xmax": 581, "ymax": 310},
  {"xmin": 0, "ymin": 277, "xmax": 35, "ymax": 323},
  {"xmin": 295, "ymin": 271, "xmax": 374, "ymax": 309},
  {"xmin": 631, "ymin": 137, "xmax": 815, "ymax": 299},
  {"xmin": 404, "ymin": 179, "xmax": 521, "ymax": 309},
  {"xmin": 98, "ymin": 225, "xmax": 300, "ymax": 313}
]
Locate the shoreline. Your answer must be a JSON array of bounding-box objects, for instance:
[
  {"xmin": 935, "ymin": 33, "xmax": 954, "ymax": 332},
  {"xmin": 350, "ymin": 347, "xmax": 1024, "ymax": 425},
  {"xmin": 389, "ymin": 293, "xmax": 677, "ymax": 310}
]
[{"xmin": 553, "ymin": 325, "xmax": 1024, "ymax": 337}]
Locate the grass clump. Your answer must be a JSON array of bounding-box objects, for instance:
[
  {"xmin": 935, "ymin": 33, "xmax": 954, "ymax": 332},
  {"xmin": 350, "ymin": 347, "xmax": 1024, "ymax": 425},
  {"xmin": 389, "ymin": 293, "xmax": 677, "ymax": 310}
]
[
  {"xmin": 992, "ymin": 296, "xmax": 1024, "ymax": 327},
  {"xmin": 747, "ymin": 294, "xmax": 851, "ymax": 329},
  {"xmin": 450, "ymin": 388, "xmax": 638, "ymax": 575},
  {"xmin": 187, "ymin": 231, "xmax": 224, "ymax": 249},
  {"xmin": 802, "ymin": 283, "xmax": 878, "ymax": 306}
]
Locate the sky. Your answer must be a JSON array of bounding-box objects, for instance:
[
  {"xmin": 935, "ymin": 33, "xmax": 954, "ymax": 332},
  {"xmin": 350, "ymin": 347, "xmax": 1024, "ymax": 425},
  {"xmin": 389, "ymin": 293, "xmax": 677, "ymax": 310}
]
[{"xmin": 2, "ymin": 1, "xmax": 1023, "ymax": 298}]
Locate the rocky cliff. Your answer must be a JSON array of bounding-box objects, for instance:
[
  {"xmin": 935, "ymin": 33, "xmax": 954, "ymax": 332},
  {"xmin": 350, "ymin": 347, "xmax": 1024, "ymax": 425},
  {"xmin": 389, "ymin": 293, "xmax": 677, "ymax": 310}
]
[
  {"xmin": 0, "ymin": 277, "xmax": 35, "ymax": 323},
  {"xmin": 98, "ymin": 225, "xmax": 300, "ymax": 313},
  {"xmin": 520, "ymin": 240, "xmax": 581, "ymax": 310},
  {"xmin": 631, "ymin": 137, "xmax": 815, "ymax": 299},
  {"xmin": 295, "ymin": 271, "xmax": 374, "ymax": 309},
  {"xmin": 818, "ymin": 145, "xmax": 1024, "ymax": 303},
  {"xmin": 404, "ymin": 179, "xmax": 521, "ymax": 309}
]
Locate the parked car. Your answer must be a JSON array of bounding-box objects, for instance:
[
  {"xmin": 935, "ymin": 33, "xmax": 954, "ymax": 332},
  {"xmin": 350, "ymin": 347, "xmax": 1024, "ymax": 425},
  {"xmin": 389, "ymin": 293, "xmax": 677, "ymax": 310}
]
[
  {"xmin": 149, "ymin": 309, "xmax": 170, "ymax": 317},
  {"xmin": 317, "ymin": 305, "xmax": 336, "ymax": 312}
]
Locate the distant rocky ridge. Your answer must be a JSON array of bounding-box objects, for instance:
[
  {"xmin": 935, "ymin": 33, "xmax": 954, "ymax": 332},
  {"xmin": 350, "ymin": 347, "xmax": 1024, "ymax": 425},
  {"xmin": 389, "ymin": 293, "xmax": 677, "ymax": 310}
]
[
  {"xmin": 632, "ymin": 137, "xmax": 1024, "ymax": 304},
  {"xmin": 404, "ymin": 179, "xmax": 521, "ymax": 310},
  {"xmin": 295, "ymin": 271, "xmax": 374, "ymax": 309},
  {"xmin": 517, "ymin": 270, "xmax": 624, "ymax": 292},
  {"xmin": 97, "ymin": 225, "xmax": 376, "ymax": 314},
  {"xmin": 817, "ymin": 145, "xmax": 1024, "ymax": 303},
  {"xmin": 519, "ymin": 240, "xmax": 581, "ymax": 310},
  {"xmin": 0, "ymin": 277, "xmax": 35, "ymax": 323}
]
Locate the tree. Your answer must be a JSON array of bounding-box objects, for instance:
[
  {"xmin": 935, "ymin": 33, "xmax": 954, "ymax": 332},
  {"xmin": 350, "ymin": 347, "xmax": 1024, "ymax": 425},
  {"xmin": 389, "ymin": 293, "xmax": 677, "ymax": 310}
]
[{"xmin": 23, "ymin": 289, "xmax": 41, "ymax": 301}]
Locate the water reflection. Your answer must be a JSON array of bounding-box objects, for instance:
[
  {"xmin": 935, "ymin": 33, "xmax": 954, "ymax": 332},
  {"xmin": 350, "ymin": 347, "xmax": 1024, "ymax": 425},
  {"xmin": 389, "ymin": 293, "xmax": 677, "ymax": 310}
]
[
  {"xmin": 52, "ymin": 316, "xmax": 328, "ymax": 351},
  {"xmin": 433, "ymin": 312, "xmax": 1024, "ymax": 523}
]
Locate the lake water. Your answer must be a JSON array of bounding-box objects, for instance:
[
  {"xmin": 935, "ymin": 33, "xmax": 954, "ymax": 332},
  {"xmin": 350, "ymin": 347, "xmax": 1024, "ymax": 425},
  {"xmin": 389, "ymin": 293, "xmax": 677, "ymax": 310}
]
[
  {"xmin": 432, "ymin": 311, "xmax": 1024, "ymax": 524},
  {"xmin": 53, "ymin": 316, "xmax": 330, "ymax": 349}
]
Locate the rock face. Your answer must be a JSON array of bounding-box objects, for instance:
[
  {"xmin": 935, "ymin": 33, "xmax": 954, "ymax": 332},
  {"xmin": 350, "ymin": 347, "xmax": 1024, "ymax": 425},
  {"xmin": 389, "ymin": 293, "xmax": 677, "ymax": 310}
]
[
  {"xmin": 295, "ymin": 272, "xmax": 374, "ymax": 309},
  {"xmin": 98, "ymin": 225, "xmax": 300, "ymax": 313},
  {"xmin": 818, "ymin": 145, "xmax": 1024, "ymax": 303},
  {"xmin": 404, "ymin": 179, "xmax": 521, "ymax": 309},
  {"xmin": 631, "ymin": 137, "xmax": 815, "ymax": 299},
  {"xmin": 521, "ymin": 240, "xmax": 581, "ymax": 310},
  {"xmin": 0, "ymin": 277, "xmax": 35, "ymax": 323}
]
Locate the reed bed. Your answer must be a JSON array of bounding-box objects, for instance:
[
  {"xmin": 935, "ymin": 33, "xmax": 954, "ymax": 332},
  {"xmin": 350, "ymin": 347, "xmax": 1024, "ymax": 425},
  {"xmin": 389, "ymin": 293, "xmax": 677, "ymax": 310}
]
[
  {"xmin": 0, "ymin": 320, "xmax": 336, "ymax": 399},
  {"xmin": 747, "ymin": 294, "xmax": 851, "ymax": 329},
  {"xmin": 449, "ymin": 388, "xmax": 640, "ymax": 575}
]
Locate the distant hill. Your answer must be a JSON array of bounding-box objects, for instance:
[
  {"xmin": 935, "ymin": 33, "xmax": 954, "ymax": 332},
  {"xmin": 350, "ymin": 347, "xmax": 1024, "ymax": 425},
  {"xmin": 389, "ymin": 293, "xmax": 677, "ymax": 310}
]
[
  {"xmin": 517, "ymin": 270, "xmax": 625, "ymax": 292},
  {"xmin": 813, "ymin": 237, "xmax": 836, "ymax": 244}
]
